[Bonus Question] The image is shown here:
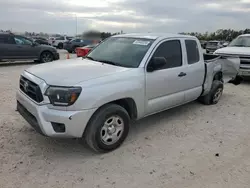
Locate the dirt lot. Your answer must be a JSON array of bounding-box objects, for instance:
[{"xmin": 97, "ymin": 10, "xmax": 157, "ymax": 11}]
[{"xmin": 1, "ymin": 59, "xmax": 250, "ymax": 187}]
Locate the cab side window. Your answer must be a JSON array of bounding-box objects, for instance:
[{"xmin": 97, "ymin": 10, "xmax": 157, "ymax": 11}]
[
  {"xmin": 185, "ymin": 40, "xmax": 200, "ymax": 64},
  {"xmin": 150, "ymin": 40, "xmax": 182, "ymax": 70}
]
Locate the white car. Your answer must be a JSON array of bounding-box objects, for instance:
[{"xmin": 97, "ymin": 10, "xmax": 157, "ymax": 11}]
[
  {"xmin": 215, "ymin": 34, "xmax": 250, "ymax": 77},
  {"xmin": 52, "ymin": 36, "xmax": 73, "ymax": 49},
  {"xmin": 48, "ymin": 37, "xmax": 55, "ymax": 46}
]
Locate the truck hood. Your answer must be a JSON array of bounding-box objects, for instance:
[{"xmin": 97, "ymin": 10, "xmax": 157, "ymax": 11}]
[
  {"xmin": 215, "ymin": 47, "xmax": 250, "ymax": 56},
  {"xmin": 25, "ymin": 58, "xmax": 131, "ymax": 86}
]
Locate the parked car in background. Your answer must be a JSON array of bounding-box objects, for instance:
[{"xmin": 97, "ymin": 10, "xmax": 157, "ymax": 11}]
[
  {"xmin": 222, "ymin": 41, "xmax": 229, "ymax": 47},
  {"xmin": 16, "ymin": 33, "xmax": 240, "ymax": 153},
  {"xmin": 76, "ymin": 44, "xmax": 98, "ymax": 57},
  {"xmin": 0, "ymin": 33, "xmax": 59, "ymax": 63},
  {"xmin": 206, "ymin": 40, "xmax": 224, "ymax": 53},
  {"xmin": 48, "ymin": 37, "xmax": 56, "ymax": 46},
  {"xmin": 33, "ymin": 37, "xmax": 49, "ymax": 45},
  {"xmin": 52, "ymin": 36, "xmax": 73, "ymax": 49},
  {"xmin": 200, "ymin": 40, "xmax": 207, "ymax": 49},
  {"xmin": 63, "ymin": 39, "xmax": 94, "ymax": 53},
  {"xmin": 214, "ymin": 34, "xmax": 250, "ymax": 77}
]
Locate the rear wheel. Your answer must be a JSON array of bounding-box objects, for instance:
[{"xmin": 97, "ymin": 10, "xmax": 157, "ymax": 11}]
[
  {"xmin": 72, "ymin": 46, "xmax": 78, "ymax": 54},
  {"xmin": 40, "ymin": 51, "xmax": 54, "ymax": 63},
  {"xmin": 83, "ymin": 104, "xmax": 130, "ymax": 153},
  {"xmin": 58, "ymin": 43, "xmax": 63, "ymax": 49},
  {"xmin": 198, "ymin": 80, "xmax": 223, "ymax": 105}
]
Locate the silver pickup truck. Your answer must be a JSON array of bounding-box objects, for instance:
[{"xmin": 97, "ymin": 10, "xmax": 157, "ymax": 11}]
[{"xmin": 16, "ymin": 33, "xmax": 240, "ymax": 153}]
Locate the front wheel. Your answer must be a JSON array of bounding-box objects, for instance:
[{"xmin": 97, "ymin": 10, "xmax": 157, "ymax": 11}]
[
  {"xmin": 40, "ymin": 51, "xmax": 54, "ymax": 63},
  {"xmin": 58, "ymin": 43, "xmax": 63, "ymax": 49},
  {"xmin": 83, "ymin": 104, "xmax": 130, "ymax": 153},
  {"xmin": 198, "ymin": 80, "xmax": 224, "ymax": 105}
]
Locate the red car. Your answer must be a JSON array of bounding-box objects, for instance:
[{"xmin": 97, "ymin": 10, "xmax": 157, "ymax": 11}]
[{"xmin": 76, "ymin": 44, "xmax": 98, "ymax": 57}]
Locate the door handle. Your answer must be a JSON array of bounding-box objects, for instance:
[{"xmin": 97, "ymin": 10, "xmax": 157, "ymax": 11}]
[{"xmin": 178, "ymin": 72, "xmax": 187, "ymax": 77}]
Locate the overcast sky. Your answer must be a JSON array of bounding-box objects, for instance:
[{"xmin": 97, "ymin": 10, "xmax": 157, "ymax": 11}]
[{"xmin": 1, "ymin": 0, "xmax": 250, "ymax": 35}]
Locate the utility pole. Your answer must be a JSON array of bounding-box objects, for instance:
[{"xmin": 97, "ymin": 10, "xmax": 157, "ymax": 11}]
[{"xmin": 75, "ymin": 14, "xmax": 78, "ymax": 37}]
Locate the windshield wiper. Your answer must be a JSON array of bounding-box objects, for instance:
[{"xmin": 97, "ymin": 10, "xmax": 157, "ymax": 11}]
[
  {"xmin": 84, "ymin": 56, "xmax": 96, "ymax": 61},
  {"xmin": 96, "ymin": 59, "xmax": 122, "ymax": 66}
]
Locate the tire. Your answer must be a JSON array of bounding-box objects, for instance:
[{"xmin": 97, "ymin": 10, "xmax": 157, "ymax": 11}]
[
  {"xmin": 83, "ymin": 104, "xmax": 130, "ymax": 153},
  {"xmin": 72, "ymin": 46, "xmax": 78, "ymax": 54},
  {"xmin": 67, "ymin": 50, "xmax": 72, "ymax": 53},
  {"xmin": 58, "ymin": 43, "xmax": 63, "ymax": 49},
  {"xmin": 198, "ymin": 80, "xmax": 223, "ymax": 105},
  {"xmin": 206, "ymin": 50, "xmax": 209, "ymax": 54},
  {"xmin": 40, "ymin": 51, "xmax": 54, "ymax": 63}
]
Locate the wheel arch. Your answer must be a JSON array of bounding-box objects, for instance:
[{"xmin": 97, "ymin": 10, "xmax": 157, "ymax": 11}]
[
  {"xmin": 39, "ymin": 50, "xmax": 54, "ymax": 61},
  {"xmin": 98, "ymin": 98, "xmax": 137, "ymax": 120},
  {"xmin": 213, "ymin": 71, "xmax": 223, "ymax": 82}
]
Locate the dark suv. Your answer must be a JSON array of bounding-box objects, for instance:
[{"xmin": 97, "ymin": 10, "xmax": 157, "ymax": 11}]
[
  {"xmin": 0, "ymin": 33, "xmax": 59, "ymax": 63},
  {"xmin": 63, "ymin": 39, "xmax": 95, "ymax": 53}
]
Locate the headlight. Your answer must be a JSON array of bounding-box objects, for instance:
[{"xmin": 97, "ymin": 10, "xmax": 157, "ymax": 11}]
[{"xmin": 45, "ymin": 86, "xmax": 82, "ymax": 106}]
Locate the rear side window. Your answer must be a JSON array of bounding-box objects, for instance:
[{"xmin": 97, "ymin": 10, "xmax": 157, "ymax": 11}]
[
  {"xmin": 0, "ymin": 35, "xmax": 15, "ymax": 44},
  {"xmin": 185, "ymin": 40, "xmax": 200, "ymax": 64},
  {"xmin": 0, "ymin": 35, "xmax": 6, "ymax": 43},
  {"xmin": 151, "ymin": 40, "xmax": 182, "ymax": 69}
]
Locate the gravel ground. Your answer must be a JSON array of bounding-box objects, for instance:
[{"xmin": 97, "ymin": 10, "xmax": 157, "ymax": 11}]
[{"xmin": 1, "ymin": 53, "xmax": 250, "ymax": 188}]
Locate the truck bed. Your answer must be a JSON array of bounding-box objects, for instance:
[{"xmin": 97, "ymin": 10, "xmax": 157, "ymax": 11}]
[
  {"xmin": 201, "ymin": 54, "xmax": 240, "ymax": 96},
  {"xmin": 203, "ymin": 54, "xmax": 220, "ymax": 63}
]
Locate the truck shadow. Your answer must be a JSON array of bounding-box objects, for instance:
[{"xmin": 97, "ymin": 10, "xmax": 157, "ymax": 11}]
[
  {"xmin": 25, "ymin": 93, "xmax": 235, "ymax": 159},
  {"xmin": 27, "ymin": 101, "xmax": 204, "ymax": 158}
]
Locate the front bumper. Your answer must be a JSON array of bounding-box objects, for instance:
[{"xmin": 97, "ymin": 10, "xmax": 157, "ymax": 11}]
[
  {"xmin": 16, "ymin": 89, "xmax": 97, "ymax": 138},
  {"xmin": 239, "ymin": 69, "xmax": 250, "ymax": 76}
]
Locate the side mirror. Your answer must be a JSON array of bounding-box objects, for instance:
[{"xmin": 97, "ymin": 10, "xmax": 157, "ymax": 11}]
[{"xmin": 147, "ymin": 57, "xmax": 167, "ymax": 72}]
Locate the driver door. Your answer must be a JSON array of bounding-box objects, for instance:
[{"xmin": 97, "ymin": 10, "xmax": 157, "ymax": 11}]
[
  {"xmin": 13, "ymin": 36, "xmax": 37, "ymax": 59},
  {"xmin": 145, "ymin": 39, "xmax": 186, "ymax": 115}
]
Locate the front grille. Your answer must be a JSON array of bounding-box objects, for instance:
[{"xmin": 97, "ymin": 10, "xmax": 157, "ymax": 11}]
[
  {"xmin": 17, "ymin": 101, "xmax": 45, "ymax": 136},
  {"xmin": 19, "ymin": 76, "xmax": 43, "ymax": 103},
  {"xmin": 216, "ymin": 53, "xmax": 250, "ymax": 68},
  {"xmin": 239, "ymin": 56, "xmax": 250, "ymax": 65}
]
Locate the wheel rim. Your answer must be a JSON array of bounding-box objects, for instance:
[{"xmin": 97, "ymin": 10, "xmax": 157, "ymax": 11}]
[
  {"xmin": 213, "ymin": 88, "xmax": 223, "ymax": 103},
  {"xmin": 100, "ymin": 115, "xmax": 124, "ymax": 145},
  {"xmin": 42, "ymin": 53, "xmax": 53, "ymax": 62}
]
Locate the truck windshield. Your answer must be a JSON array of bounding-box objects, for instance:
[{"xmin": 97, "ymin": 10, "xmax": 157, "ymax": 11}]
[
  {"xmin": 229, "ymin": 36, "xmax": 250, "ymax": 47},
  {"xmin": 86, "ymin": 37, "xmax": 154, "ymax": 68}
]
